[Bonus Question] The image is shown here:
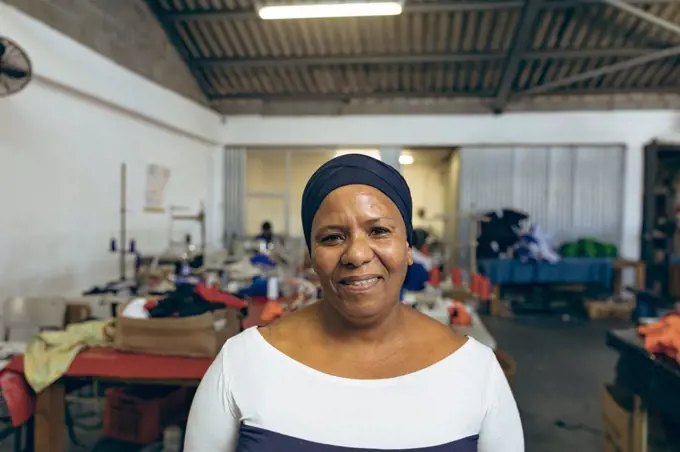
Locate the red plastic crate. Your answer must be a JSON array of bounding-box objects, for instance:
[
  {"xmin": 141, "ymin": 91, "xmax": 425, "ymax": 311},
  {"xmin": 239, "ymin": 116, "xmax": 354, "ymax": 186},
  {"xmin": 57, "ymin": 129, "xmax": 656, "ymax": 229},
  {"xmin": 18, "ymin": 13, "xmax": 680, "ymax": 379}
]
[{"xmin": 103, "ymin": 386, "xmax": 187, "ymax": 444}]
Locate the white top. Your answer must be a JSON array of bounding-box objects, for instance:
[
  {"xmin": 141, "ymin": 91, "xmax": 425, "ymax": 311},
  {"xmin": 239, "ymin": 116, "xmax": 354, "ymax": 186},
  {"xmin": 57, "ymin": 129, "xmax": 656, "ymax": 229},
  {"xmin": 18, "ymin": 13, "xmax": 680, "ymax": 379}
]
[{"xmin": 184, "ymin": 327, "xmax": 524, "ymax": 452}]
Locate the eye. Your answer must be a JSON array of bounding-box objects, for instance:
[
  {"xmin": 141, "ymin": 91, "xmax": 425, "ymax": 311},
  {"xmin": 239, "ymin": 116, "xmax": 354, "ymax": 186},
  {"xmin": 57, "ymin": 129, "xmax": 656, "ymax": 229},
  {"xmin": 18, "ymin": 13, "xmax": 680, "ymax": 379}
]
[
  {"xmin": 371, "ymin": 227, "xmax": 391, "ymax": 236},
  {"xmin": 320, "ymin": 234, "xmax": 343, "ymax": 244}
]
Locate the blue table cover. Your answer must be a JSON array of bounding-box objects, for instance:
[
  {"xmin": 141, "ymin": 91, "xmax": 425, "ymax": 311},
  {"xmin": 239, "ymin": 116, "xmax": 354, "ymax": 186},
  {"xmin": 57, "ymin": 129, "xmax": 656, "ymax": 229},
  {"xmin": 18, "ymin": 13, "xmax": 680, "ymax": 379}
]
[{"xmin": 480, "ymin": 258, "xmax": 614, "ymax": 289}]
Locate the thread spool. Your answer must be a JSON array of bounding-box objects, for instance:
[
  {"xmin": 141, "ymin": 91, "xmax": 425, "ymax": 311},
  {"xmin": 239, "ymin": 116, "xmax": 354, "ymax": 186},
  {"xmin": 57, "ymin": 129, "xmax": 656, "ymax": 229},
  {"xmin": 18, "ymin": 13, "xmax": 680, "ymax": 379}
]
[
  {"xmin": 470, "ymin": 273, "xmax": 481, "ymax": 296},
  {"xmin": 451, "ymin": 267, "xmax": 463, "ymax": 287}
]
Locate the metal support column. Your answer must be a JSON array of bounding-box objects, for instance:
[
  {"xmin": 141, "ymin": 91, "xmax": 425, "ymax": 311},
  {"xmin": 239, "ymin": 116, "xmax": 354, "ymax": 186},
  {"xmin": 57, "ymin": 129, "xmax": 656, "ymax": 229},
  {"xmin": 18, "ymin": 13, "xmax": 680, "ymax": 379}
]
[{"xmin": 380, "ymin": 147, "xmax": 402, "ymax": 173}]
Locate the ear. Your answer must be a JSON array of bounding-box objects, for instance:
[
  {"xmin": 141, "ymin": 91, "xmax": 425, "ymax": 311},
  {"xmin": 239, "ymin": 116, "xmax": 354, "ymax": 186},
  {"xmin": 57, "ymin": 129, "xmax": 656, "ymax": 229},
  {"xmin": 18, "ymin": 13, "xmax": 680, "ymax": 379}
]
[{"xmin": 407, "ymin": 244, "xmax": 414, "ymax": 266}]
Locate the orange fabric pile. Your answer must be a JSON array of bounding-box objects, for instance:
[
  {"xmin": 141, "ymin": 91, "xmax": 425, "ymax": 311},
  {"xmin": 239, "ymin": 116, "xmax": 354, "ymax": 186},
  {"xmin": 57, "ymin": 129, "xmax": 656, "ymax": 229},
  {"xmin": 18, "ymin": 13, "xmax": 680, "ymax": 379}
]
[
  {"xmin": 448, "ymin": 301, "xmax": 472, "ymax": 326},
  {"xmin": 260, "ymin": 301, "xmax": 285, "ymax": 323},
  {"xmin": 637, "ymin": 312, "xmax": 680, "ymax": 364}
]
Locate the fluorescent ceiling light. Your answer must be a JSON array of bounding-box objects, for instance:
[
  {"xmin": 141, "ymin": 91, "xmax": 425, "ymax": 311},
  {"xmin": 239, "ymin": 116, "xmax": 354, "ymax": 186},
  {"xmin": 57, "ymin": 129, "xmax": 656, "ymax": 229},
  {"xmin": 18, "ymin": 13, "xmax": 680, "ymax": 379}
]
[
  {"xmin": 398, "ymin": 153, "xmax": 414, "ymax": 165},
  {"xmin": 334, "ymin": 149, "xmax": 381, "ymax": 160},
  {"xmin": 258, "ymin": 2, "xmax": 403, "ymax": 20}
]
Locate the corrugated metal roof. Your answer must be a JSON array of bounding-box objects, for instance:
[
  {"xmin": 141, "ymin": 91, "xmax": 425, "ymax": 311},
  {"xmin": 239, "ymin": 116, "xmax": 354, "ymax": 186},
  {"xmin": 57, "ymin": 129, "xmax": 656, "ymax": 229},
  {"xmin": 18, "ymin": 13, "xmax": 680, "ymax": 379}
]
[{"xmin": 147, "ymin": 0, "xmax": 680, "ymax": 113}]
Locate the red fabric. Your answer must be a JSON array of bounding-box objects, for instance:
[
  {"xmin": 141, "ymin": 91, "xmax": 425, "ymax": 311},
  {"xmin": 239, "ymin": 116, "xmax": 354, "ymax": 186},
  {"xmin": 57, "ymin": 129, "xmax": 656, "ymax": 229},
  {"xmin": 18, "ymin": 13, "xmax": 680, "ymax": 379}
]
[
  {"xmin": 429, "ymin": 268, "xmax": 441, "ymax": 287},
  {"xmin": 195, "ymin": 283, "xmax": 248, "ymax": 309},
  {"xmin": 478, "ymin": 276, "xmax": 491, "ymax": 300},
  {"xmin": 470, "ymin": 273, "xmax": 481, "ymax": 295},
  {"xmin": 451, "ymin": 267, "xmax": 463, "ymax": 287},
  {"xmin": 0, "ymin": 370, "xmax": 34, "ymax": 427}
]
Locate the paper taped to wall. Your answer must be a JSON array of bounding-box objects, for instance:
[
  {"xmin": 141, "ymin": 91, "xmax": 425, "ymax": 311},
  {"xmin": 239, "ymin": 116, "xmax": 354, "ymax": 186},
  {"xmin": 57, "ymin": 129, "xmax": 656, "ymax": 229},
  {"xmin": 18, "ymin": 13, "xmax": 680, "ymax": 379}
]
[{"xmin": 145, "ymin": 164, "xmax": 171, "ymax": 212}]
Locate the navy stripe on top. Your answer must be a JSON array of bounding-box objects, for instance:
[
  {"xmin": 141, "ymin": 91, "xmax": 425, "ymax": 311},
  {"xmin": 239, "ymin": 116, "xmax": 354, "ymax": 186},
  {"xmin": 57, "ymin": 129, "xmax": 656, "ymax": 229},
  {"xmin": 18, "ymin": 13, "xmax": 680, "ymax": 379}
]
[{"xmin": 237, "ymin": 425, "xmax": 479, "ymax": 452}]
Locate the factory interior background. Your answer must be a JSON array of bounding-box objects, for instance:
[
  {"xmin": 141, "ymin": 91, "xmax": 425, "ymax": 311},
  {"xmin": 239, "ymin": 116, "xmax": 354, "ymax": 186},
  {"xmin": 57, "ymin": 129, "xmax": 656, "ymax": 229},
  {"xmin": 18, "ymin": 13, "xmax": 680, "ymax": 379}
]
[{"xmin": 1, "ymin": 0, "xmax": 680, "ymax": 451}]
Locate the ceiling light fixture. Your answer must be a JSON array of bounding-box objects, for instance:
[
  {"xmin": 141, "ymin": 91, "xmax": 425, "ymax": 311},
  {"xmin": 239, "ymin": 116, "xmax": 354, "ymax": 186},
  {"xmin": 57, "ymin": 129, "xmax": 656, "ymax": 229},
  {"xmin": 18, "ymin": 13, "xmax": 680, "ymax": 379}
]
[
  {"xmin": 398, "ymin": 153, "xmax": 414, "ymax": 165},
  {"xmin": 257, "ymin": 1, "xmax": 403, "ymax": 20}
]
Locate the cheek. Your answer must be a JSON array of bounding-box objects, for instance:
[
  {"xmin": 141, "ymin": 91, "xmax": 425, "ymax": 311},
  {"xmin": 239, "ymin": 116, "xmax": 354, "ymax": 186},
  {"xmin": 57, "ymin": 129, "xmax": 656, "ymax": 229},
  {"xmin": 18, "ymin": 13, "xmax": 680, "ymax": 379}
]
[
  {"xmin": 377, "ymin": 243, "xmax": 409, "ymax": 273},
  {"xmin": 311, "ymin": 248, "xmax": 337, "ymax": 276}
]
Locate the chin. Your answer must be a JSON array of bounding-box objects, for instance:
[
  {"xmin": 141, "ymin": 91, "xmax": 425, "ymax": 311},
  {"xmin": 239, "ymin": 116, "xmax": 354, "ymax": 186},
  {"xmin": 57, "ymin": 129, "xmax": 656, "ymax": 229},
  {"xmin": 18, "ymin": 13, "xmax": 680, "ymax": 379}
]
[{"xmin": 335, "ymin": 295, "xmax": 397, "ymax": 324}]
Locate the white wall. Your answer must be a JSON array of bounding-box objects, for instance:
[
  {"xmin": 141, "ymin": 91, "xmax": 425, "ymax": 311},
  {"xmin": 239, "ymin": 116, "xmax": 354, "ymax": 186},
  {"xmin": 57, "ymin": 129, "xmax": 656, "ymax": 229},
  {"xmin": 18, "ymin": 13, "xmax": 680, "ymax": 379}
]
[
  {"xmin": 403, "ymin": 162, "xmax": 448, "ymax": 238},
  {"xmin": 0, "ymin": 4, "xmax": 224, "ymax": 296},
  {"xmin": 223, "ymin": 112, "xmax": 680, "ymax": 259}
]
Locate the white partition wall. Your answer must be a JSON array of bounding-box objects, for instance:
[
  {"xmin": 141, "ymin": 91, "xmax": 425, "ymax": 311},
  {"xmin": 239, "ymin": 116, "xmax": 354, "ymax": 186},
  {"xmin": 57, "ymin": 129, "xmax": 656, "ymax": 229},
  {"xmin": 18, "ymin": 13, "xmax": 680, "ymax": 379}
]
[
  {"xmin": 223, "ymin": 148, "xmax": 247, "ymax": 242},
  {"xmin": 457, "ymin": 145, "xmax": 625, "ymax": 249}
]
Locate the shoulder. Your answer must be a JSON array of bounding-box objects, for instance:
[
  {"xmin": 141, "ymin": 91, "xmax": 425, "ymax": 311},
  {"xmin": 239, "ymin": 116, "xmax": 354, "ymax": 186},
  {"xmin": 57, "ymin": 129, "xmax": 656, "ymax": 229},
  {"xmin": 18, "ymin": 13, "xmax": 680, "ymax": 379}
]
[
  {"xmin": 257, "ymin": 304, "xmax": 318, "ymax": 351},
  {"xmin": 218, "ymin": 307, "xmax": 315, "ymax": 369},
  {"xmin": 219, "ymin": 327, "xmax": 261, "ymax": 364}
]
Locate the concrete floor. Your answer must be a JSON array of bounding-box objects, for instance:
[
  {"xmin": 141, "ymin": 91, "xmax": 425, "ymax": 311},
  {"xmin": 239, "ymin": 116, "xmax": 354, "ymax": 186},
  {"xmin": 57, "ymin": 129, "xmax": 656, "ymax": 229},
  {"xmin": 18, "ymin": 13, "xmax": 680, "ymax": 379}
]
[
  {"xmin": 0, "ymin": 316, "xmax": 631, "ymax": 451},
  {"xmin": 485, "ymin": 315, "xmax": 628, "ymax": 452}
]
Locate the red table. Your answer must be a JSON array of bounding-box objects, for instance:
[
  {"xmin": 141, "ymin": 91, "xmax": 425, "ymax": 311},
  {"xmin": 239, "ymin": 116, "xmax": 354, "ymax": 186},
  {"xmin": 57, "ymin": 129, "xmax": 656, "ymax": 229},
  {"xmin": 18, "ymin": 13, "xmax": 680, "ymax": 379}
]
[{"xmin": 3, "ymin": 347, "xmax": 215, "ymax": 452}]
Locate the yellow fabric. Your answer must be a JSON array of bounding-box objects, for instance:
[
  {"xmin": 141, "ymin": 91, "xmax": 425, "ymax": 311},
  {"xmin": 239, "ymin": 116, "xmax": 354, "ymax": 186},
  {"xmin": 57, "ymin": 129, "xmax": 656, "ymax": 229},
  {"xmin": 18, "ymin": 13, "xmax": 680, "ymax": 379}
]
[{"xmin": 24, "ymin": 320, "xmax": 114, "ymax": 393}]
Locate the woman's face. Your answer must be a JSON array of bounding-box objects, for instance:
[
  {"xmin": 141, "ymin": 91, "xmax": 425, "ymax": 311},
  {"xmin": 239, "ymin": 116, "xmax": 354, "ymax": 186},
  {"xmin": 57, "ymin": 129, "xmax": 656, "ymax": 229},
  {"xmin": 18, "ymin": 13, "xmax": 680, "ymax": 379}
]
[{"xmin": 311, "ymin": 184, "xmax": 412, "ymax": 325}]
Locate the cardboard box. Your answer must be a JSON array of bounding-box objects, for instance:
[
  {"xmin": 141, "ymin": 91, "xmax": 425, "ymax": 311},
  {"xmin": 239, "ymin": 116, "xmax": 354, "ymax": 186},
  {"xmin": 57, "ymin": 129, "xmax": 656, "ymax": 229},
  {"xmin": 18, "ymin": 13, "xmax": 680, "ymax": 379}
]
[
  {"xmin": 114, "ymin": 309, "xmax": 241, "ymax": 358},
  {"xmin": 602, "ymin": 384, "xmax": 647, "ymax": 452},
  {"xmin": 587, "ymin": 301, "xmax": 634, "ymax": 320}
]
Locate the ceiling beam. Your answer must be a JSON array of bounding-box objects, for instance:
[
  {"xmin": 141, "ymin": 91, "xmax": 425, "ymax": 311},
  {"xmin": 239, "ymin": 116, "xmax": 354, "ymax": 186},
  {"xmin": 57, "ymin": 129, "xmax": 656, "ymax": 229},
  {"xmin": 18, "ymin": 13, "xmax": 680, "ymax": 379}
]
[
  {"xmin": 190, "ymin": 48, "xmax": 657, "ymax": 69},
  {"xmin": 603, "ymin": 0, "xmax": 680, "ymax": 37},
  {"xmin": 583, "ymin": 3, "xmax": 670, "ymax": 49},
  {"xmin": 492, "ymin": 0, "xmax": 543, "ymax": 113},
  {"xmin": 522, "ymin": 45, "xmax": 680, "ymax": 95},
  {"xmin": 210, "ymin": 91, "xmax": 496, "ymax": 102},
  {"xmin": 193, "ymin": 53, "xmax": 497, "ymax": 69},
  {"xmin": 162, "ymin": 0, "xmax": 680, "ymax": 22},
  {"xmin": 209, "ymin": 85, "xmax": 680, "ymax": 102}
]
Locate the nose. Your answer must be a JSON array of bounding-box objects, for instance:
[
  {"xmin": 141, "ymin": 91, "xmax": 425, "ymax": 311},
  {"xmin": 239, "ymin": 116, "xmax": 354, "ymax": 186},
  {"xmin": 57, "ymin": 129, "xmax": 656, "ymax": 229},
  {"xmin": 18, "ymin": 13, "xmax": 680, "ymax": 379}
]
[{"xmin": 340, "ymin": 234, "xmax": 374, "ymax": 268}]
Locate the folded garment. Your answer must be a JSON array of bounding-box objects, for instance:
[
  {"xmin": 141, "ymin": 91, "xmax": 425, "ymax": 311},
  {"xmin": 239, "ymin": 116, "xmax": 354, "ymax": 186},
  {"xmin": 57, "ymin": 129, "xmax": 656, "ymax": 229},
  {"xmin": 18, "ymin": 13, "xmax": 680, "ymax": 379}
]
[
  {"xmin": 24, "ymin": 320, "xmax": 114, "ymax": 393},
  {"xmin": 147, "ymin": 283, "xmax": 248, "ymax": 319},
  {"xmin": 121, "ymin": 298, "xmax": 150, "ymax": 319},
  {"xmin": 238, "ymin": 277, "xmax": 269, "ymax": 298},
  {"xmin": 250, "ymin": 254, "xmax": 277, "ymax": 269},
  {"xmin": 637, "ymin": 312, "xmax": 680, "ymax": 364},
  {"xmin": 195, "ymin": 282, "xmax": 247, "ymax": 309}
]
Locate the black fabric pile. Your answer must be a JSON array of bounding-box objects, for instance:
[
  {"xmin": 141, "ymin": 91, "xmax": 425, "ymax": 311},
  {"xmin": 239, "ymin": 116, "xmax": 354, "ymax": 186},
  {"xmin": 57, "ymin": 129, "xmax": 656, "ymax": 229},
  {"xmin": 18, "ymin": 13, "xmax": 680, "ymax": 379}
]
[
  {"xmin": 148, "ymin": 283, "xmax": 248, "ymax": 319},
  {"xmin": 476, "ymin": 209, "xmax": 529, "ymax": 260},
  {"xmin": 83, "ymin": 280, "xmax": 138, "ymax": 296}
]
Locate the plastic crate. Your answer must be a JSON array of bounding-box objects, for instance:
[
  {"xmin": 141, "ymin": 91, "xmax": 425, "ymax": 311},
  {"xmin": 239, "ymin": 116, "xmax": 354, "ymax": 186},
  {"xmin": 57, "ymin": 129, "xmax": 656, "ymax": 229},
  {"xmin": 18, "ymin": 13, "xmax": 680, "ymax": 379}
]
[{"xmin": 103, "ymin": 386, "xmax": 187, "ymax": 444}]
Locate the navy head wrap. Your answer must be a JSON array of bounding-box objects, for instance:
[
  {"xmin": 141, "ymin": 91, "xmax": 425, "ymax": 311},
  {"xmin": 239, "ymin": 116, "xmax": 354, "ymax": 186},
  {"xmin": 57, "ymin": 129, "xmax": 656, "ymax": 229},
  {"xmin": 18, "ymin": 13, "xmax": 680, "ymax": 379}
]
[{"xmin": 301, "ymin": 153, "xmax": 413, "ymax": 252}]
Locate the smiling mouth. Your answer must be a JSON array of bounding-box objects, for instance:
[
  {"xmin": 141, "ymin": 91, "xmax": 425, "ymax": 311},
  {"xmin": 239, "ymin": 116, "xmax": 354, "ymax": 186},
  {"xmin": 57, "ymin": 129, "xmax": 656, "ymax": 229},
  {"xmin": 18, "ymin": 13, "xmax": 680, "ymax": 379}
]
[{"xmin": 338, "ymin": 276, "xmax": 382, "ymax": 291}]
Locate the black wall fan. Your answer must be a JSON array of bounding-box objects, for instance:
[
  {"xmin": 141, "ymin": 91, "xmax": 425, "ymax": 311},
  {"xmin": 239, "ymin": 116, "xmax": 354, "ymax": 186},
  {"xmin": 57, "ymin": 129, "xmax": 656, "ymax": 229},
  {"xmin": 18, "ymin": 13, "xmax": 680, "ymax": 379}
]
[{"xmin": 0, "ymin": 36, "xmax": 32, "ymax": 97}]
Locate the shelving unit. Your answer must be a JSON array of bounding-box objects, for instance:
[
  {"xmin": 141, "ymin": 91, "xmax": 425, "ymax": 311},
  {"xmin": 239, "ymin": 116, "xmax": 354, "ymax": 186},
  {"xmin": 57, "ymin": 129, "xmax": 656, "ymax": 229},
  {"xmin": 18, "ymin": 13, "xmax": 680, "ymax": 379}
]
[{"xmin": 641, "ymin": 141, "xmax": 680, "ymax": 299}]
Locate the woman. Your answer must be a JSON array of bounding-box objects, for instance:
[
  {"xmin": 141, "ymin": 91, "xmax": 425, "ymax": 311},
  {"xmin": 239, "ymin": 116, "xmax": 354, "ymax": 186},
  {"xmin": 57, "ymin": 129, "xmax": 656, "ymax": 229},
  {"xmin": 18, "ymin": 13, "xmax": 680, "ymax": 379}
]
[{"xmin": 184, "ymin": 154, "xmax": 524, "ymax": 451}]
